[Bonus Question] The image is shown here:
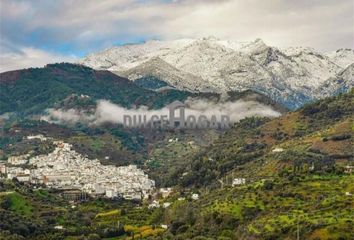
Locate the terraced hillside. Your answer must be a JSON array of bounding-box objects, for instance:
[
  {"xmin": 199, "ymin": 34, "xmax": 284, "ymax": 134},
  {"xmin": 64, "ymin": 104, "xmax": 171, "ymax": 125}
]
[{"xmin": 0, "ymin": 90, "xmax": 352, "ymax": 239}]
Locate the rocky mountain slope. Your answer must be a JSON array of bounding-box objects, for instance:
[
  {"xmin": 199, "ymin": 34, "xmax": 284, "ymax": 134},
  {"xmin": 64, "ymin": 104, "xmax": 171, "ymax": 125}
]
[
  {"xmin": 0, "ymin": 63, "xmax": 285, "ymax": 118},
  {"xmin": 80, "ymin": 37, "xmax": 354, "ymax": 109}
]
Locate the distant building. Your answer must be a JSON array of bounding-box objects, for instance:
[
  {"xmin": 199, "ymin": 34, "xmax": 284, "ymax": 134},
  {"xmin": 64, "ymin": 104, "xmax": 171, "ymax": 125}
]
[
  {"xmin": 62, "ymin": 190, "xmax": 88, "ymax": 202},
  {"xmin": 163, "ymin": 202, "xmax": 171, "ymax": 208},
  {"xmin": 148, "ymin": 200, "xmax": 160, "ymax": 209},
  {"xmin": 344, "ymin": 165, "xmax": 353, "ymax": 174},
  {"xmin": 6, "ymin": 167, "xmax": 27, "ymax": 180},
  {"xmin": 160, "ymin": 187, "xmax": 172, "ymax": 198},
  {"xmin": 16, "ymin": 174, "xmax": 30, "ymax": 182},
  {"xmin": 0, "ymin": 164, "xmax": 6, "ymax": 174},
  {"xmin": 106, "ymin": 189, "xmax": 117, "ymax": 198},
  {"xmin": 309, "ymin": 162, "xmax": 315, "ymax": 171},
  {"xmin": 272, "ymin": 148, "xmax": 284, "ymax": 153},
  {"xmin": 232, "ymin": 178, "xmax": 246, "ymax": 186},
  {"xmin": 44, "ymin": 174, "xmax": 72, "ymax": 185},
  {"xmin": 191, "ymin": 193, "xmax": 199, "ymax": 200},
  {"xmin": 94, "ymin": 184, "xmax": 105, "ymax": 195},
  {"xmin": 7, "ymin": 154, "xmax": 29, "ymax": 165},
  {"xmin": 124, "ymin": 191, "xmax": 142, "ymax": 200},
  {"xmin": 7, "ymin": 173, "xmax": 15, "ymax": 179},
  {"xmin": 26, "ymin": 135, "xmax": 48, "ymax": 141}
]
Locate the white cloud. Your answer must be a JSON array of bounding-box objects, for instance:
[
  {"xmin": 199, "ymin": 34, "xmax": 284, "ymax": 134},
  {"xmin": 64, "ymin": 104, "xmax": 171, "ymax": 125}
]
[
  {"xmin": 0, "ymin": 46, "xmax": 77, "ymax": 73},
  {"xmin": 42, "ymin": 98, "xmax": 281, "ymax": 126},
  {"xmin": 18, "ymin": 1, "xmax": 354, "ymax": 49},
  {"xmin": 0, "ymin": 0, "xmax": 353, "ymax": 71}
]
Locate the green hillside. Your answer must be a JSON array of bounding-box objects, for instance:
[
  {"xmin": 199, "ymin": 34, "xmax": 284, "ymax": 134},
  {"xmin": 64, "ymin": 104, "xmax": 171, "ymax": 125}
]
[
  {"xmin": 0, "ymin": 90, "xmax": 353, "ymax": 239},
  {"xmin": 0, "ymin": 63, "xmax": 191, "ymax": 115},
  {"xmin": 154, "ymin": 90, "xmax": 354, "ymax": 239},
  {"xmin": 175, "ymin": 90, "xmax": 354, "ymax": 188}
]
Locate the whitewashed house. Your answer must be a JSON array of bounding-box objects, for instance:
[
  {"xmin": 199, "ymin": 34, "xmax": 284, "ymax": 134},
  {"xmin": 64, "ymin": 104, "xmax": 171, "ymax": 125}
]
[
  {"xmin": 148, "ymin": 200, "xmax": 160, "ymax": 209},
  {"xmin": 160, "ymin": 187, "xmax": 172, "ymax": 198},
  {"xmin": 8, "ymin": 155, "xmax": 29, "ymax": 165},
  {"xmin": 16, "ymin": 174, "xmax": 31, "ymax": 182},
  {"xmin": 191, "ymin": 193, "xmax": 199, "ymax": 200},
  {"xmin": 163, "ymin": 202, "xmax": 171, "ymax": 208},
  {"xmin": 232, "ymin": 178, "xmax": 246, "ymax": 186},
  {"xmin": 272, "ymin": 148, "xmax": 284, "ymax": 153},
  {"xmin": 0, "ymin": 164, "xmax": 6, "ymax": 174}
]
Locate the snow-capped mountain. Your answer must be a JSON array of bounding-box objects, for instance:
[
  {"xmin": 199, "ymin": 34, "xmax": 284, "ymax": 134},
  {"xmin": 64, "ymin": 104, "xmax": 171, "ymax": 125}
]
[
  {"xmin": 79, "ymin": 37, "xmax": 354, "ymax": 109},
  {"xmin": 318, "ymin": 63, "xmax": 354, "ymax": 98}
]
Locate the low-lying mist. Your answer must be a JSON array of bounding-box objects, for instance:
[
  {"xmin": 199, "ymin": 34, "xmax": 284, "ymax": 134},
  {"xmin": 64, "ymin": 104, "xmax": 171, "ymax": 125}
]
[{"xmin": 41, "ymin": 98, "xmax": 281, "ymax": 126}]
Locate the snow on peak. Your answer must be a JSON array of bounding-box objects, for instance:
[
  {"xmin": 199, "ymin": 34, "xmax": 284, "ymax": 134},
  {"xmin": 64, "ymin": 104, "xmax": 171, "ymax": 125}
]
[
  {"xmin": 326, "ymin": 48, "xmax": 354, "ymax": 68},
  {"xmin": 79, "ymin": 38, "xmax": 354, "ymax": 109}
]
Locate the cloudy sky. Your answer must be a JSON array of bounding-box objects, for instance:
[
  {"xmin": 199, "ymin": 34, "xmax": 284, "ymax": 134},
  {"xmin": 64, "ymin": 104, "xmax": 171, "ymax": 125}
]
[{"xmin": 1, "ymin": 0, "xmax": 353, "ymax": 72}]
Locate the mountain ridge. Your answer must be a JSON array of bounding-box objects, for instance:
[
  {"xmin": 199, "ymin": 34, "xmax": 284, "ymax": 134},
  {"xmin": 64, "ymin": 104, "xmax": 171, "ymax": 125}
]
[
  {"xmin": 0, "ymin": 63, "xmax": 285, "ymax": 117},
  {"xmin": 79, "ymin": 38, "xmax": 354, "ymax": 109}
]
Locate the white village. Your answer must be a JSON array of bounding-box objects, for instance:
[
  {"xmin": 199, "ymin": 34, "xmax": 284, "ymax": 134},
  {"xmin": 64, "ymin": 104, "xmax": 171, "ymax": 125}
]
[{"xmin": 0, "ymin": 135, "xmax": 155, "ymax": 200}]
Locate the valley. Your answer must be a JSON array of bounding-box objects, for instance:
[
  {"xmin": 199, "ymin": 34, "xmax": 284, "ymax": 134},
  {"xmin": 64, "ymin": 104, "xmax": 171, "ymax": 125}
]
[{"xmin": 0, "ymin": 83, "xmax": 353, "ymax": 239}]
